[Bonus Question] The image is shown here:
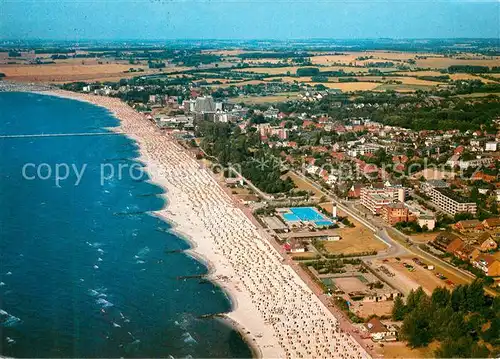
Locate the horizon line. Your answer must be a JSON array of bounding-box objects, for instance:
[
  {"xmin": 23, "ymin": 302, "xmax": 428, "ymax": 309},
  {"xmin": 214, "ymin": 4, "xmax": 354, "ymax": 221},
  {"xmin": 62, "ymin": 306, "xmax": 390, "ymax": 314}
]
[{"xmin": 1, "ymin": 37, "xmax": 499, "ymax": 42}]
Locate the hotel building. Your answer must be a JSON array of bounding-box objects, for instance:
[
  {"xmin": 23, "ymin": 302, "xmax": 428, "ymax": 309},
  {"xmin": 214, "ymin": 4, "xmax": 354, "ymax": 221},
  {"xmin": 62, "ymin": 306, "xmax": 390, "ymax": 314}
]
[
  {"xmin": 420, "ymin": 180, "xmax": 476, "ymax": 216},
  {"xmin": 360, "ymin": 186, "xmax": 405, "ymax": 215}
]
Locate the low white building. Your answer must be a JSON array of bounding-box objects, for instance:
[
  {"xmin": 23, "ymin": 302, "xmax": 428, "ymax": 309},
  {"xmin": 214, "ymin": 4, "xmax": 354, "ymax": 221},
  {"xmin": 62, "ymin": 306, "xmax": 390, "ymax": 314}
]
[{"xmin": 485, "ymin": 142, "xmax": 497, "ymax": 152}]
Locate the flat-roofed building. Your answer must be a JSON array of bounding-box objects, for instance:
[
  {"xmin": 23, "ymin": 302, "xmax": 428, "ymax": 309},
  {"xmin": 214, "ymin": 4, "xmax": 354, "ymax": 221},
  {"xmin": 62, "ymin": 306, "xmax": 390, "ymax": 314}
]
[
  {"xmin": 420, "ymin": 180, "xmax": 476, "ymax": 216},
  {"xmin": 430, "ymin": 187, "xmax": 477, "ymax": 216},
  {"xmin": 360, "ymin": 186, "xmax": 405, "ymax": 215}
]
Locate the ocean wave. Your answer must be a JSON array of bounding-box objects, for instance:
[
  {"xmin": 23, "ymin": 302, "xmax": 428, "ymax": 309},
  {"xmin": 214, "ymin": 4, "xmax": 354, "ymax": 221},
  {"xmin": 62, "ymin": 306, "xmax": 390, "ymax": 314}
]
[
  {"xmin": 96, "ymin": 298, "xmax": 114, "ymax": 308},
  {"xmin": 88, "ymin": 288, "xmax": 108, "ymax": 300},
  {"xmin": 134, "ymin": 246, "xmax": 150, "ymax": 260},
  {"xmin": 86, "ymin": 242, "xmax": 104, "ymax": 248},
  {"xmin": 182, "ymin": 332, "xmax": 197, "ymax": 345},
  {"xmin": 0, "ymin": 309, "xmax": 21, "ymax": 327}
]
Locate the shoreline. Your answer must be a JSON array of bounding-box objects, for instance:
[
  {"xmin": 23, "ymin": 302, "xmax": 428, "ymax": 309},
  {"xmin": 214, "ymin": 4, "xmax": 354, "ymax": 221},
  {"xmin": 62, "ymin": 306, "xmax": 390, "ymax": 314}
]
[
  {"xmin": 11, "ymin": 88, "xmax": 370, "ymax": 359},
  {"xmin": 30, "ymin": 88, "xmax": 270, "ymax": 358}
]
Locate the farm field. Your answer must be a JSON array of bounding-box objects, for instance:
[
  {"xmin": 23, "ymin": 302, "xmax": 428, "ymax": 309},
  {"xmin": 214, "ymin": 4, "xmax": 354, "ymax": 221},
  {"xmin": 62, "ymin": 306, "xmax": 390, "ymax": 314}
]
[
  {"xmin": 394, "ymin": 71, "xmax": 498, "ymax": 83},
  {"xmin": 456, "ymin": 92, "xmax": 500, "ymax": 98},
  {"xmin": 0, "ymin": 58, "xmax": 183, "ymax": 83},
  {"xmin": 228, "ymin": 92, "xmax": 299, "ymax": 104},
  {"xmin": 415, "ymin": 56, "xmax": 500, "ymax": 69},
  {"xmin": 448, "ymin": 73, "xmax": 499, "ymax": 83},
  {"xmin": 395, "ymin": 70, "xmax": 445, "ymax": 77},
  {"xmin": 193, "ymin": 78, "xmax": 232, "ymax": 84},
  {"xmin": 234, "ymin": 65, "xmax": 372, "ymax": 75},
  {"xmin": 242, "ymin": 59, "xmax": 289, "ymax": 65},
  {"xmin": 374, "ymin": 83, "xmax": 436, "ymax": 92},
  {"xmin": 353, "ymin": 76, "xmax": 445, "ymax": 86},
  {"xmin": 309, "ymin": 51, "xmax": 437, "ymax": 65},
  {"xmin": 205, "ymin": 79, "xmax": 268, "ymax": 88},
  {"xmin": 390, "ymin": 76, "xmax": 445, "ymax": 86},
  {"xmin": 264, "ymin": 76, "xmax": 314, "ymax": 83},
  {"xmin": 314, "ymin": 82, "xmax": 381, "ymax": 92}
]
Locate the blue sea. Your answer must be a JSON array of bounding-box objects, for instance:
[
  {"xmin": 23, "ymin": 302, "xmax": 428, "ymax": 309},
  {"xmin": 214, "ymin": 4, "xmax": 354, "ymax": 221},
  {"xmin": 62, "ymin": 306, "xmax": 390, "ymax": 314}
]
[{"xmin": 0, "ymin": 92, "xmax": 253, "ymax": 358}]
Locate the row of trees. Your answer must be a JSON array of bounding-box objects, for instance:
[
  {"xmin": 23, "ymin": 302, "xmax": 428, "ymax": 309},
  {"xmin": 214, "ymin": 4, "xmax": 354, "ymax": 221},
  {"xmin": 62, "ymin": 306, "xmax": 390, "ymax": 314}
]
[
  {"xmin": 197, "ymin": 121, "xmax": 295, "ymax": 194},
  {"xmin": 392, "ymin": 281, "xmax": 499, "ymax": 357}
]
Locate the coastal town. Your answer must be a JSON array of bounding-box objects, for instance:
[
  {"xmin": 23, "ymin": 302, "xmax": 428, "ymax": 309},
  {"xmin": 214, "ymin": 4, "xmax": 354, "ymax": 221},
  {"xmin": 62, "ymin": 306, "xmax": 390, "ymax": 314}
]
[{"xmin": 1, "ymin": 39, "xmax": 500, "ymax": 358}]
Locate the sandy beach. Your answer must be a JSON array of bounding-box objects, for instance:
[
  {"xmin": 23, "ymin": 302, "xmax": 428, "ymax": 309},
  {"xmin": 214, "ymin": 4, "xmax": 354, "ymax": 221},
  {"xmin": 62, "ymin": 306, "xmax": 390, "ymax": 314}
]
[{"xmin": 34, "ymin": 89, "xmax": 370, "ymax": 359}]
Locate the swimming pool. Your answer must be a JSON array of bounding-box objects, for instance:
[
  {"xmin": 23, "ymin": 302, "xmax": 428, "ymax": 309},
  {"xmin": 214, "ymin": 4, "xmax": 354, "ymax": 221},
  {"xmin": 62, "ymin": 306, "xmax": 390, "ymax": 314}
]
[
  {"xmin": 314, "ymin": 220, "xmax": 334, "ymax": 227},
  {"xmin": 289, "ymin": 207, "xmax": 326, "ymax": 221},
  {"xmin": 282, "ymin": 207, "xmax": 334, "ymax": 227},
  {"xmin": 282, "ymin": 213, "xmax": 301, "ymax": 222}
]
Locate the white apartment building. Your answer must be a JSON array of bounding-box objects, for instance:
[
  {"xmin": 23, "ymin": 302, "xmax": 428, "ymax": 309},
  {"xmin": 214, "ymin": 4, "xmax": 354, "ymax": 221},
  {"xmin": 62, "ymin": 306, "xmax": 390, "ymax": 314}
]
[
  {"xmin": 485, "ymin": 142, "xmax": 497, "ymax": 152},
  {"xmin": 360, "ymin": 186, "xmax": 406, "ymax": 215},
  {"xmin": 421, "ymin": 181, "xmax": 477, "ymax": 216},
  {"xmin": 458, "ymin": 157, "xmax": 493, "ymax": 170}
]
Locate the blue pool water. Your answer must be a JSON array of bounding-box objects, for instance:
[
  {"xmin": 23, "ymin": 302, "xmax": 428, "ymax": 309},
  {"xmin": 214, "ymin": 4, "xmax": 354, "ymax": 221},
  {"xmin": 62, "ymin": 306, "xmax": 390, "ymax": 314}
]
[
  {"xmin": 0, "ymin": 92, "xmax": 252, "ymax": 358},
  {"xmin": 282, "ymin": 207, "xmax": 333, "ymax": 227},
  {"xmin": 282, "ymin": 213, "xmax": 301, "ymax": 222},
  {"xmin": 314, "ymin": 220, "xmax": 334, "ymax": 227}
]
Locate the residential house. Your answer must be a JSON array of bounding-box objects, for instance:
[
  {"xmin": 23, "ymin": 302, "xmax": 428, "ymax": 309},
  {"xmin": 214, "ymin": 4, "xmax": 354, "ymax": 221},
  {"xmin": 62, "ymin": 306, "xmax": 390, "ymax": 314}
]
[
  {"xmin": 477, "ymin": 233, "xmax": 498, "ymax": 252},
  {"xmin": 283, "ymin": 239, "xmax": 306, "ymax": 253},
  {"xmin": 363, "ymin": 317, "xmax": 397, "ymax": 342},
  {"xmin": 433, "ymin": 232, "xmax": 461, "ymax": 252},
  {"xmin": 482, "ymin": 217, "xmax": 500, "ymax": 229},
  {"xmin": 472, "ymin": 255, "xmax": 500, "ymax": 277},
  {"xmin": 446, "ymin": 237, "xmax": 466, "ymax": 256},
  {"xmin": 454, "ymin": 220, "xmax": 484, "ymax": 233}
]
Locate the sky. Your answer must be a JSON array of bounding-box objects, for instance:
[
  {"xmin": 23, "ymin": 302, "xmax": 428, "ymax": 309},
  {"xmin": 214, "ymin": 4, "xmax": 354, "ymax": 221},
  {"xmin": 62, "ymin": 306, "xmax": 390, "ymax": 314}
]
[{"xmin": 0, "ymin": 0, "xmax": 499, "ymax": 40}]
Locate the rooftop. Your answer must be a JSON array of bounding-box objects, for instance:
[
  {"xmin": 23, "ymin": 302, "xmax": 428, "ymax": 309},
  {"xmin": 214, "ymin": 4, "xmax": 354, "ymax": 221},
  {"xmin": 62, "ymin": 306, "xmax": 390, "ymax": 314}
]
[{"xmin": 435, "ymin": 187, "xmax": 475, "ymax": 204}]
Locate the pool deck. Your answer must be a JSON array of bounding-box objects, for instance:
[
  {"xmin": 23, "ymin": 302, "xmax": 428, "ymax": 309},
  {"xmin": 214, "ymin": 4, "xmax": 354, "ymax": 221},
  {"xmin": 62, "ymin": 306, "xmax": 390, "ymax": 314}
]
[{"xmin": 278, "ymin": 229, "xmax": 343, "ymax": 239}]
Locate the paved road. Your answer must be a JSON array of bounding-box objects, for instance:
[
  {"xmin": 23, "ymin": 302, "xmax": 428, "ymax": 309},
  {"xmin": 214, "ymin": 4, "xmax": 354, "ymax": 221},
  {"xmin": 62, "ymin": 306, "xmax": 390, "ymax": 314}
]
[
  {"xmin": 198, "ymin": 147, "xmax": 274, "ymax": 201},
  {"xmin": 290, "ymin": 171, "xmax": 499, "ymax": 296},
  {"xmin": 208, "ymin": 170, "xmax": 379, "ymax": 357},
  {"xmin": 291, "ymin": 171, "xmax": 410, "ymax": 260}
]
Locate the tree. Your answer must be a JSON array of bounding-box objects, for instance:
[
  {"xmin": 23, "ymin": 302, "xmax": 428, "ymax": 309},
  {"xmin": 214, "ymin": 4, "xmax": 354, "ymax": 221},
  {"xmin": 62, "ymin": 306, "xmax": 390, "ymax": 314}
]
[
  {"xmin": 490, "ymin": 201, "xmax": 498, "ymax": 215},
  {"xmin": 431, "ymin": 287, "xmax": 451, "ymax": 308},
  {"xmin": 431, "ymin": 306, "xmax": 454, "ymax": 341},
  {"xmin": 392, "ymin": 296, "xmax": 406, "ymax": 321},
  {"xmin": 445, "ymin": 313, "xmax": 467, "ymax": 341},
  {"xmin": 466, "ymin": 280, "xmax": 486, "ymax": 313},
  {"xmin": 406, "ymin": 287, "xmax": 428, "ymax": 312},
  {"xmin": 436, "ymin": 337, "xmax": 490, "ymax": 358},
  {"xmin": 451, "ymin": 284, "xmax": 468, "ymax": 312},
  {"xmin": 481, "ymin": 316, "xmax": 500, "ymax": 345},
  {"xmin": 401, "ymin": 309, "xmax": 433, "ymax": 347}
]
